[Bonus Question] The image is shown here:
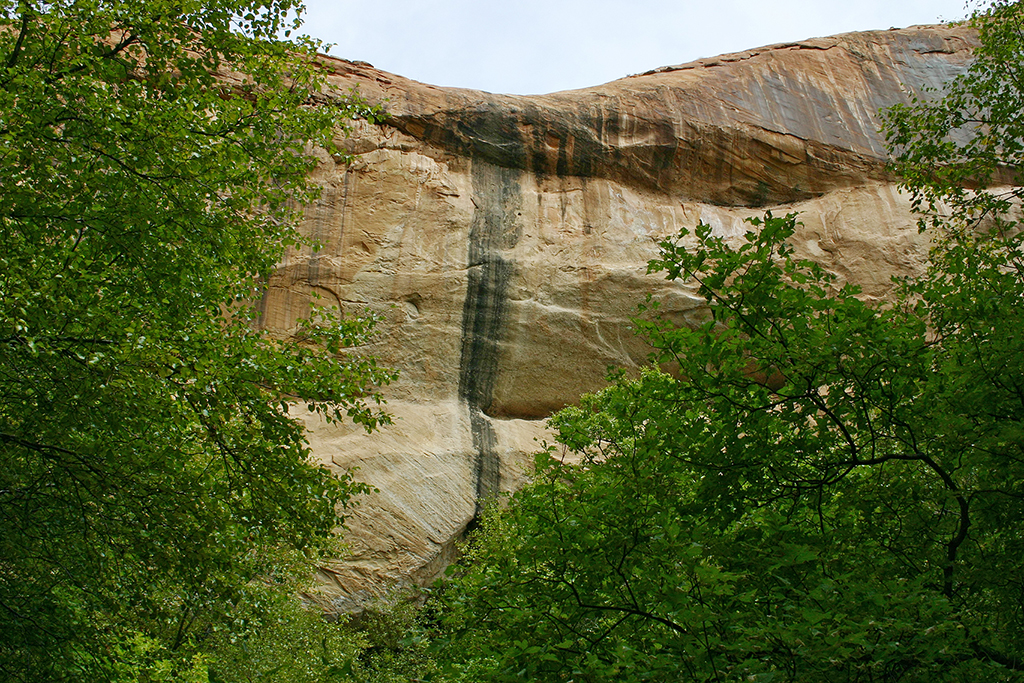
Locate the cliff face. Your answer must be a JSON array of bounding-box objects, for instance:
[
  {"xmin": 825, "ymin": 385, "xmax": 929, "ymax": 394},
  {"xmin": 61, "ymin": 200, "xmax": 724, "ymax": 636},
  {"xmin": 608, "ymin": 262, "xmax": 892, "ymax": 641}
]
[{"xmin": 260, "ymin": 24, "xmax": 977, "ymax": 610}]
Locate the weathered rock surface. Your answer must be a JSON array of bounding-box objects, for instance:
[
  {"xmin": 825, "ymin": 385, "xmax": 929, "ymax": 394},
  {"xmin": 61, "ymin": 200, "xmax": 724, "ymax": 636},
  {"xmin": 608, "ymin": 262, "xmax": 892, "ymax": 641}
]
[{"xmin": 260, "ymin": 24, "xmax": 977, "ymax": 611}]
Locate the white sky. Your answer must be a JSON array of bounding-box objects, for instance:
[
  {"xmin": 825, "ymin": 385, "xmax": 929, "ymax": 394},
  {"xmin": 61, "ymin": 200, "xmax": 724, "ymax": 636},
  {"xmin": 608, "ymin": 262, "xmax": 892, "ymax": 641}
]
[{"xmin": 298, "ymin": 0, "xmax": 974, "ymax": 95}]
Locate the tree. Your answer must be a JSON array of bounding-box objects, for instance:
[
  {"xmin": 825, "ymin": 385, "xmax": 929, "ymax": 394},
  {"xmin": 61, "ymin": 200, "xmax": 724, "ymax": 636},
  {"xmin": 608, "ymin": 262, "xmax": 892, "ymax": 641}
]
[
  {"xmin": 0, "ymin": 1, "xmax": 393, "ymax": 679},
  {"xmin": 434, "ymin": 3, "xmax": 1024, "ymax": 681},
  {"xmin": 886, "ymin": 0, "xmax": 1024, "ymax": 230}
]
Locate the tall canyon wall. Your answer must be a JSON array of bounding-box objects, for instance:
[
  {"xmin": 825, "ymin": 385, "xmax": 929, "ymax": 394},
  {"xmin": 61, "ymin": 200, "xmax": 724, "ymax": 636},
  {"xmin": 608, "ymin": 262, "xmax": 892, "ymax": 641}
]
[{"xmin": 259, "ymin": 24, "xmax": 977, "ymax": 611}]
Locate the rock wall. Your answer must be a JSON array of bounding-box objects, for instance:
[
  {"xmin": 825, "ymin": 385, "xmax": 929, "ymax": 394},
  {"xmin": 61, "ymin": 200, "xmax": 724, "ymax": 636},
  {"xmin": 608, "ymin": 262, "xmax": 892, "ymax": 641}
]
[{"xmin": 260, "ymin": 24, "xmax": 977, "ymax": 610}]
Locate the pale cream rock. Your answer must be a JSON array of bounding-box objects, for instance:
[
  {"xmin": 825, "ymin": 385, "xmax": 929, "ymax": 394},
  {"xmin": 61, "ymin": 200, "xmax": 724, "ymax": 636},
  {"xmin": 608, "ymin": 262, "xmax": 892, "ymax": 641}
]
[{"xmin": 261, "ymin": 25, "xmax": 975, "ymax": 610}]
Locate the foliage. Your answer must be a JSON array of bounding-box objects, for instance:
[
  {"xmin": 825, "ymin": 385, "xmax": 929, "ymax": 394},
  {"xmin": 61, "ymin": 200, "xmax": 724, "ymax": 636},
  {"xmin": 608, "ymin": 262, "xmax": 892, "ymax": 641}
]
[
  {"xmin": 204, "ymin": 573, "xmax": 364, "ymax": 683},
  {"xmin": 885, "ymin": 0, "xmax": 1024, "ymax": 228},
  {"xmin": 200, "ymin": 584, "xmax": 437, "ymax": 683},
  {"xmin": 433, "ymin": 3, "xmax": 1024, "ymax": 681},
  {"xmin": 349, "ymin": 594, "xmax": 440, "ymax": 683},
  {"xmin": 438, "ymin": 213, "xmax": 1023, "ymax": 682},
  {"xmin": 0, "ymin": 0, "xmax": 393, "ymax": 679}
]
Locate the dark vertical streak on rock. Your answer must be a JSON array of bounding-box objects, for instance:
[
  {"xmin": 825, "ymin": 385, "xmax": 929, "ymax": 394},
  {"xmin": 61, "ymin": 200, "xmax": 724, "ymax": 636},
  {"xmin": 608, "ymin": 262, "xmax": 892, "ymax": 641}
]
[
  {"xmin": 530, "ymin": 124, "xmax": 549, "ymax": 178},
  {"xmin": 338, "ymin": 169, "xmax": 350, "ymax": 260},
  {"xmin": 556, "ymin": 135, "xmax": 569, "ymax": 177},
  {"xmin": 468, "ymin": 413, "xmax": 500, "ymax": 518},
  {"xmin": 255, "ymin": 276, "xmax": 269, "ymax": 329},
  {"xmin": 307, "ymin": 204, "xmax": 322, "ymax": 287},
  {"xmin": 459, "ymin": 160, "xmax": 522, "ymax": 519},
  {"xmin": 310, "ymin": 170, "xmax": 351, "ymax": 289}
]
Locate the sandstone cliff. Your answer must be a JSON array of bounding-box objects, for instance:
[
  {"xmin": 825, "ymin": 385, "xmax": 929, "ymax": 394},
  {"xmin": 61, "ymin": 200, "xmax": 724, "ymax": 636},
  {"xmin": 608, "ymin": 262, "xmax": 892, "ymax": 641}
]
[{"xmin": 259, "ymin": 24, "xmax": 977, "ymax": 610}]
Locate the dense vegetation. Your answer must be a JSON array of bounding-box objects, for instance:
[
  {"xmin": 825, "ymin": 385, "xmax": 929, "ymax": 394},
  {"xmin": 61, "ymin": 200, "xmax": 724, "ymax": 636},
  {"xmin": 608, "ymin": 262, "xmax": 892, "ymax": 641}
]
[
  {"xmin": 0, "ymin": 0, "xmax": 396, "ymax": 680},
  {"xmin": 429, "ymin": 2, "xmax": 1024, "ymax": 681},
  {"xmin": 5, "ymin": 0, "xmax": 1024, "ymax": 681}
]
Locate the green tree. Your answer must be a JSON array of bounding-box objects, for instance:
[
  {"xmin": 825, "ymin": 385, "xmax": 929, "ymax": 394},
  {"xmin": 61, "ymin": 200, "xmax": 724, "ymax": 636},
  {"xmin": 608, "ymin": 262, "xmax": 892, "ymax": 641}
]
[
  {"xmin": 0, "ymin": 1, "xmax": 393, "ymax": 679},
  {"xmin": 434, "ymin": 3, "xmax": 1024, "ymax": 681},
  {"xmin": 886, "ymin": 0, "xmax": 1024, "ymax": 230}
]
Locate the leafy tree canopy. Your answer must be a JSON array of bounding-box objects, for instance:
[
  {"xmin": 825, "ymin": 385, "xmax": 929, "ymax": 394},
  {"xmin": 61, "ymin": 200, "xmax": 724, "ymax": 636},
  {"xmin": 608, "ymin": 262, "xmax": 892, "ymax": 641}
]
[
  {"xmin": 0, "ymin": 0, "xmax": 393, "ymax": 679},
  {"xmin": 433, "ymin": 2, "xmax": 1024, "ymax": 681}
]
